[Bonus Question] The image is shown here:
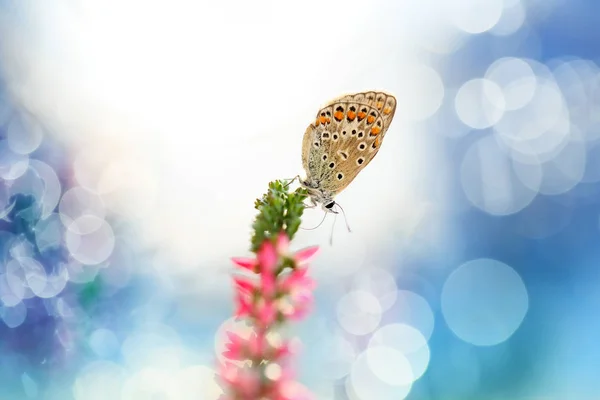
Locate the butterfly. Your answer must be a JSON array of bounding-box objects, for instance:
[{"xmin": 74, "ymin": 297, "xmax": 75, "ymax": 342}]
[{"xmin": 298, "ymin": 91, "xmax": 397, "ymax": 214}]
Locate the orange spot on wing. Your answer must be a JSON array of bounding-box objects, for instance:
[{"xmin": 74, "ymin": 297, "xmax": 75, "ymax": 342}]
[
  {"xmin": 375, "ymin": 137, "xmax": 380, "ymax": 147},
  {"xmin": 334, "ymin": 111, "xmax": 344, "ymax": 121},
  {"xmin": 325, "ymin": 117, "xmax": 331, "ymax": 124},
  {"xmin": 370, "ymin": 126, "xmax": 381, "ymax": 136},
  {"xmin": 383, "ymin": 107, "xmax": 392, "ymax": 115},
  {"xmin": 376, "ymin": 101, "xmax": 383, "ymax": 109},
  {"xmin": 347, "ymin": 111, "xmax": 356, "ymax": 121},
  {"xmin": 357, "ymin": 111, "xmax": 366, "ymax": 121},
  {"xmin": 318, "ymin": 116, "xmax": 327, "ymax": 124},
  {"xmin": 315, "ymin": 118, "xmax": 320, "ymax": 126},
  {"xmin": 367, "ymin": 115, "xmax": 375, "ymax": 124}
]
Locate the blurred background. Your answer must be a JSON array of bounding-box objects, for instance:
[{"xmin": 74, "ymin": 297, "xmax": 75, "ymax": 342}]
[{"xmin": 0, "ymin": 0, "xmax": 598, "ymax": 398}]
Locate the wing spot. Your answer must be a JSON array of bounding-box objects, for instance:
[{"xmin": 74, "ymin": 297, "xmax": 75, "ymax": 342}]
[
  {"xmin": 322, "ymin": 132, "xmax": 330, "ymax": 139},
  {"xmin": 337, "ymin": 173, "xmax": 344, "ymax": 180},
  {"xmin": 370, "ymin": 126, "xmax": 381, "ymax": 136},
  {"xmin": 342, "ymin": 130, "xmax": 347, "ymax": 136},
  {"xmin": 351, "ymin": 129, "xmax": 357, "ymax": 135},
  {"xmin": 357, "ymin": 157, "xmax": 364, "ymax": 165},
  {"xmin": 376, "ymin": 101, "xmax": 383, "ymax": 109},
  {"xmin": 357, "ymin": 109, "xmax": 367, "ymax": 121},
  {"xmin": 326, "ymin": 111, "xmax": 331, "ymax": 116},
  {"xmin": 333, "ymin": 133, "xmax": 339, "ymax": 141},
  {"xmin": 322, "ymin": 154, "xmax": 328, "ymax": 161},
  {"xmin": 358, "ymin": 131, "xmax": 364, "ymax": 138},
  {"xmin": 367, "ymin": 115, "xmax": 375, "ymax": 124},
  {"xmin": 334, "ymin": 111, "xmax": 344, "ymax": 121},
  {"xmin": 358, "ymin": 143, "xmax": 366, "ymax": 151},
  {"xmin": 347, "ymin": 110, "xmax": 356, "ymax": 121},
  {"xmin": 338, "ymin": 150, "xmax": 348, "ymax": 160},
  {"xmin": 313, "ymin": 142, "xmax": 320, "ymax": 148},
  {"xmin": 329, "ymin": 162, "xmax": 335, "ymax": 169}
]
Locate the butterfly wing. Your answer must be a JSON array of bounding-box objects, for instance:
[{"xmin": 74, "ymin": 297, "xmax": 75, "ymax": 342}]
[{"xmin": 305, "ymin": 91, "xmax": 396, "ymax": 195}]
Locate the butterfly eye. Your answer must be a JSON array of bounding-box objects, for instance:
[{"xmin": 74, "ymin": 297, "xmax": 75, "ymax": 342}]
[
  {"xmin": 357, "ymin": 158, "xmax": 364, "ymax": 165},
  {"xmin": 325, "ymin": 202, "xmax": 335, "ymax": 209},
  {"xmin": 337, "ymin": 173, "xmax": 344, "ymax": 180}
]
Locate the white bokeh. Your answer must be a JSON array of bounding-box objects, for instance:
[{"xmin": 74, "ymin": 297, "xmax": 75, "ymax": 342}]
[
  {"xmin": 455, "ymin": 78, "xmax": 506, "ymax": 129},
  {"xmin": 337, "ymin": 290, "xmax": 383, "ymax": 336},
  {"xmin": 441, "ymin": 258, "xmax": 529, "ymax": 346}
]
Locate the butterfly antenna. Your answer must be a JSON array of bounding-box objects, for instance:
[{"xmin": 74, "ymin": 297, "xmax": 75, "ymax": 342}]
[
  {"xmin": 301, "ymin": 211, "xmax": 328, "ymax": 230},
  {"xmin": 329, "ymin": 212, "xmax": 338, "ymax": 246},
  {"xmin": 335, "ymin": 203, "xmax": 352, "ymax": 233}
]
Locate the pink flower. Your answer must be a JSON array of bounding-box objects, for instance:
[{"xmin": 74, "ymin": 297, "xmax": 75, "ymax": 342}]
[
  {"xmin": 217, "ymin": 362, "xmax": 261, "ymax": 398},
  {"xmin": 277, "ymin": 268, "xmax": 316, "ymax": 320},
  {"xmin": 257, "ymin": 239, "xmax": 278, "ymax": 274},
  {"xmin": 221, "ymin": 233, "xmax": 319, "ymax": 399}
]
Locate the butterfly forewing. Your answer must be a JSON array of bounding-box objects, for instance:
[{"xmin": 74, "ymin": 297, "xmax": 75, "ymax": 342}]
[{"xmin": 301, "ymin": 91, "xmax": 396, "ymax": 195}]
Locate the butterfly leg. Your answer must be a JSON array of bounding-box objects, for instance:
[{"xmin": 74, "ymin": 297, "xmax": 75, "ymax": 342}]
[
  {"xmin": 304, "ymin": 197, "xmax": 318, "ymax": 209},
  {"xmin": 283, "ymin": 175, "xmax": 301, "ymax": 189}
]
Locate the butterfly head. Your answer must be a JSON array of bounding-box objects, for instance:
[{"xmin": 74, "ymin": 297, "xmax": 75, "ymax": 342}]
[{"xmin": 300, "ymin": 179, "xmax": 338, "ymax": 213}]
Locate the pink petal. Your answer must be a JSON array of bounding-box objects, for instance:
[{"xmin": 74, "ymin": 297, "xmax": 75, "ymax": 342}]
[
  {"xmin": 293, "ymin": 246, "xmax": 319, "ymax": 266},
  {"xmin": 257, "ymin": 301, "xmax": 278, "ymax": 327},
  {"xmin": 257, "ymin": 240, "xmax": 278, "ymax": 273},
  {"xmin": 261, "ymin": 271, "xmax": 277, "ymax": 298},
  {"xmin": 231, "ymin": 257, "xmax": 257, "ymax": 272},
  {"xmin": 233, "ymin": 277, "xmax": 256, "ymax": 293},
  {"xmin": 276, "ymin": 232, "xmax": 290, "ymax": 255},
  {"xmin": 234, "ymin": 293, "xmax": 252, "ymax": 318}
]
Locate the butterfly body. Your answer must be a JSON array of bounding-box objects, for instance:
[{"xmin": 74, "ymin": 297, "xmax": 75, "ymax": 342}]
[{"xmin": 300, "ymin": 91, "xmax": 397, "ymax": 212}]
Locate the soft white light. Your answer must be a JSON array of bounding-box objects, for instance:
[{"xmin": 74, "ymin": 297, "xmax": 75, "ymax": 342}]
[
  {"xmin": 455, "ymin": 78, "xmax": 506, "ymax": 129},
  {"xmin": 29, "ymin": 160, "xmax": 62, "ymax": 219},
  {"xmin": 494, "ymin": 76, "xmax": 570, "ymax": 161},
  {"xmin": 0, "ymin": 141, "xmax": 29, "ymax": 180},
  {"xmin": 461, "ymin": 135, "xmax": 541, "ymax": 215},
  {"xmin": 490, "ymin": 2, "xmax": 526, "ymax": 36},
  {"xmin": 485, "ymin": 57, "xmax": 537, "ymax": 111},
  {"xmin": 0, "ymin": 301, "xmax": 27, "ymax": 328},
  {"xmin": 337, "ymin": 290, "xmax": 382, "ymax": 336},
  {"xmin": 395, "ymin": 64, "xmax": 445, "ymax": 121},
  {"xmin": 386, "ymin": 290, "xmax": 435, "ymax": 341},
  {"xmin": 446, "ymin": 0, "xmax": 504, "ymax": 34},
  {"xmin": 73, "ymin": 361, "xmax": 126, "ymax": 400},
  {"xmin": 66, "ymin": 216, "xmax": 115, "ymax": 265},
  {"xmin": 351, "ymin": 267, "xmax": 397, "ymax": 312},
  {"xmin": 441, "ymin": 258, "xmax": 528, "ymax": 346},
  {"xmin": 369, "ymin": 323, "xmax": 431, "ymax": 381},
  {"xmin": 6, "ymin": 113, "xmax": 44, "ymax": 155},
  {"xmin": 59, "ymin": 187, "xmax": 106, "ymax": 235},
  {"xmin": 347, "ymin": 347, "xmax": 413, "ymax": 400}
]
